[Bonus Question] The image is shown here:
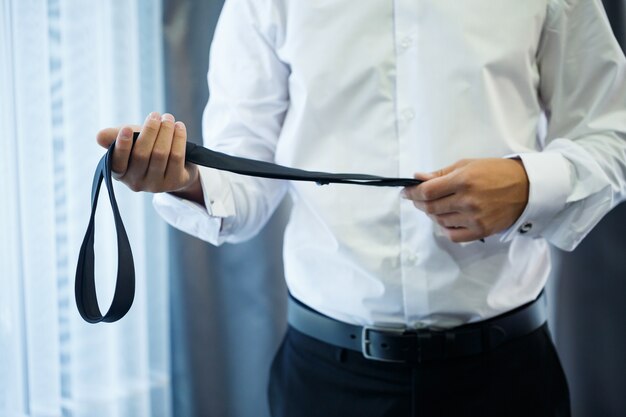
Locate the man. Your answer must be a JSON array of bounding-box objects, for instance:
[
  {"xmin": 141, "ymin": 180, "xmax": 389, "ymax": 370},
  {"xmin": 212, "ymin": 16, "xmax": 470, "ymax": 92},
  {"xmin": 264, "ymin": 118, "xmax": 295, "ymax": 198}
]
[{"xmin": 97, "ymin": 0, "xmax": 626, "ymax": 415}]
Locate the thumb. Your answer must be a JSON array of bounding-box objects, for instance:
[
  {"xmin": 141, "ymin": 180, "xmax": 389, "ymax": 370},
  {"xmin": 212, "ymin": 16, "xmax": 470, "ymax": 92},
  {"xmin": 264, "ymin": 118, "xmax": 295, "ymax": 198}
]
[
  {"xmin": 413, "ymin": 171, "xmax": 437, "ymax": 182},
  {"xmin": 96, "ymin": 125, "xmax": 141, "ymax": 149}
]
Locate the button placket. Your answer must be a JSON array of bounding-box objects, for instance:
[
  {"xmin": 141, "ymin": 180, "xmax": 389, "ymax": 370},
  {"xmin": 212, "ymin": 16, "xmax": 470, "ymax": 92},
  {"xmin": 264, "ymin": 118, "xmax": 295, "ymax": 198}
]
[{"xmin": 394, "ymin": 0, "xmax": 428, "ymax": 321}]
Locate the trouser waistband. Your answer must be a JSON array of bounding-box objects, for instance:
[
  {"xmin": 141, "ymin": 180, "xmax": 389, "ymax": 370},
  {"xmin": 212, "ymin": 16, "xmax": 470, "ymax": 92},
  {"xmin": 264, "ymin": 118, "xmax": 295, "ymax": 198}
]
[{"xmin": 287, "ymin": 292, "xmax": 547, "ymax": 363}]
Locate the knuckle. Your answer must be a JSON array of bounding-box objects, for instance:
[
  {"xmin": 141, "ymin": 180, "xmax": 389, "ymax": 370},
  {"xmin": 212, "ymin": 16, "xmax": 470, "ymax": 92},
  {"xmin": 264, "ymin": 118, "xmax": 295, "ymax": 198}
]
[
  {"xmin": 423, "ymin": 202, "xmax": 437, "ymax": 215},
  {"xmin": 170, "ymin": 149, "xmax": 185, "ymax": 161},
  {"xmin": 420, "ymin": 187, "xmax": 433, "ymax": 201},
  {"xmin": 457, "ymin": 172, "xmax": 472, "ymax": 189},
  {"xmin": 111, "ymin": 157, "xmax": 127, "ymax": 172},
  {"xmin": 151, "ymin": 149, "xmax": 169, "ymax": 163},
  {"xmin": 133, "ymin": 150, "xmax": 150, "ymax": 164},
  {"xmin": 173, "ymin": 127, "xmax": 187, "ymax": 140},
  {"xmin": 142, "ymin": 122, "xmax": 160, "ymax": 136},
  {"xmin": 463, "ymin": 197, "xmax": 479, "ymax": 212}
]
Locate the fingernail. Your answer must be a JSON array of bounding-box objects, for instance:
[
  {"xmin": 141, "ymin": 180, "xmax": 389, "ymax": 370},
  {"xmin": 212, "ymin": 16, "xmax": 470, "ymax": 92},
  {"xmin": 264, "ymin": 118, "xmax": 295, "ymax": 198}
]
[
  {"xmin": 162, "ymin": 113, "xmax": 175, "ymax": 122},
  {"xmin": 149, "ymin": 111, "xmax": 160, "ymax": 121},
  {"xmin": 400, "ymin": 189, "xmax": 408, "ymax": 199},
  {"xmin": 119, "ymin": 127, "xmax": 132, "ymax": 140},
  {"xmin": 175, "ymin": 121, "xmax": 185, "ymax": 130}
]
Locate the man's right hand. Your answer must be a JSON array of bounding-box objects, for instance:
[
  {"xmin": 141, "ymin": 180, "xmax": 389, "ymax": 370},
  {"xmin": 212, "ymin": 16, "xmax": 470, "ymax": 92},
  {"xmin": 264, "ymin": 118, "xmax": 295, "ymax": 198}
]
[{"xmin": 96, "ymin": 112, "xmax": 205, "ymax": 206}]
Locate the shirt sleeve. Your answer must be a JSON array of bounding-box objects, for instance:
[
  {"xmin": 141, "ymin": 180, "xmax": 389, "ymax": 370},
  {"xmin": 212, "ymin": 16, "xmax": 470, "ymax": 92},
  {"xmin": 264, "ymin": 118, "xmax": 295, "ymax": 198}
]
[
  {"xmin": 500, "ymin": 0, "xmax": 626, "ymax": 251},
  {"xmin": 152, "ymin": 0, "xmax": 290, "ymax": 246}
]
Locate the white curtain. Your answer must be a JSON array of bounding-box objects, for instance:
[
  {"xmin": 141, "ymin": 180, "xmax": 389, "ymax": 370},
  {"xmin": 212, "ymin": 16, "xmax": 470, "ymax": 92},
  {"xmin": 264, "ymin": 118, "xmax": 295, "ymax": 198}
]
[{"xmin": 0, "ymin": 1, "xmax": 171, "ymax": 416}]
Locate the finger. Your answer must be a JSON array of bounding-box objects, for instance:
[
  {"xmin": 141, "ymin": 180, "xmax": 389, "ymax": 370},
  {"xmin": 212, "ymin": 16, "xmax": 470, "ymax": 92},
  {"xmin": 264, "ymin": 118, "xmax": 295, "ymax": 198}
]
[
  {"xmin": 404, "ymin": 173, "xmax": 460, "ymax": 202},
  {"xmin": 443, "ymin": 226, "xmax": 480, "ymax": 243},
  {"xmin": 404, "ymin": 159, "xmax": 476, "ymax": 201},
  {"xmin": 147, "ymin": 113, "xmax": 176, "ymax": 180},
  {"xmin": 165, "ymin": 121, "xmax": 187, "ymax": 179},
  {"xmin": 129, "ymin": 112, "xmax": 161, "ymax": 178},
  {"xmin": 402, "ymin": 172, "xmax": 443, "ymax": 200},
  {"xmin": 413, "ymin": 194, "xmax": 460, "ymax": 216},
  {"xmin": 96, "ymin": 124, "xmax": 142, "ymax": 149},
  {"xmin": 431, "ymin": 212, "xmax": 467, "ymax": 229},
  {"xmin": 413, "ymin": 172, "xmax": 437, "ymax": 182},
  {"xmin": 97, "ymin": 127, "xmax": 120, "ymax": 149},
  {"xmin": 111, "ymin": 126, "xmax": 134, "ymax": 178}
]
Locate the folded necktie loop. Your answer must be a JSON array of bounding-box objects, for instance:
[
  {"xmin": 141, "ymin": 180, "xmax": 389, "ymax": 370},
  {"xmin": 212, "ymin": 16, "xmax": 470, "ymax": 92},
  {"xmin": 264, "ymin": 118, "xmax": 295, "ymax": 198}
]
[{"xmin": 75, "ymin": 141, "xmax": 135, "ymax": 323}]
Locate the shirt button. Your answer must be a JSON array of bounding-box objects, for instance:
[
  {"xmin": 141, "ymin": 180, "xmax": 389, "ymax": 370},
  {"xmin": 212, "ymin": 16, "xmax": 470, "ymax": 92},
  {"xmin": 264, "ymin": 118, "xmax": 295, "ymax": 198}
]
[
  {"xmin": 400, "ymin": 36, "xmax": 413, "ymax": 51},
  {"xmin": 402, "ymin": 108, "xmax": 415, "ymax": 122},
  {"xmin": 519, "ymin": 222, "xmax": 533, "ymax": 234},
  {"xmin": 403, "ymin": 251, "xmax": 418, "ymax": 265}
]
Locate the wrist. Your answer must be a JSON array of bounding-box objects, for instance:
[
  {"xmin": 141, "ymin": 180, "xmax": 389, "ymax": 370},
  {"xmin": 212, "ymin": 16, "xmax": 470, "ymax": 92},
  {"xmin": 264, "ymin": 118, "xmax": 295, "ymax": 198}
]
[{"xmin": 169, "ymin": 166, "xmax": 205, "ymax": 207}]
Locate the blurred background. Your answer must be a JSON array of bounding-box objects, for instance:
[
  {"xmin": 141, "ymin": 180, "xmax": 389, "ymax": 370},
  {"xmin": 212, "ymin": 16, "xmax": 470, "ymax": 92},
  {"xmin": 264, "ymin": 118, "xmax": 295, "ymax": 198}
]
[{"xmin": 0, "ymin": 1, "xmax": 624, "ymax": 416}]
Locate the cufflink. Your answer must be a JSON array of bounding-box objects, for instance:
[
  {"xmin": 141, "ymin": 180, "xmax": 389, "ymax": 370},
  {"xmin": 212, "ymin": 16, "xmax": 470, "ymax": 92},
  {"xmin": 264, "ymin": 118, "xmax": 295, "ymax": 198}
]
[{"xmin": 519, "ymin": 222, "xmax": 533, "ymax": 234}]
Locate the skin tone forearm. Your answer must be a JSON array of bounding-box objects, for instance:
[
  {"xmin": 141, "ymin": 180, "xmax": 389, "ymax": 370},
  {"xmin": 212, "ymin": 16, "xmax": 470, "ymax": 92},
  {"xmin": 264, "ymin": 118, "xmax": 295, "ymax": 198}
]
[
  {"xmin": 169, "ymin": 172, "xmax": 204, "ymax": 205},
  {"xmin": 402, "ymin": 158, "xmax": 529, "ymax": 243},
  {"xmin": 96, "ymin": 112, "xmax": 205, "ymax": 207}
]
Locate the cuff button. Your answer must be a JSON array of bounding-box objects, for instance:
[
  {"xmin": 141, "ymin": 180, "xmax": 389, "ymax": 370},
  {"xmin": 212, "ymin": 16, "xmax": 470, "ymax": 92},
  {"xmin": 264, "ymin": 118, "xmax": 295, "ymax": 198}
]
[{"xmin": 519, "ymin": 222, "xmax": 533, "ymax": 234}]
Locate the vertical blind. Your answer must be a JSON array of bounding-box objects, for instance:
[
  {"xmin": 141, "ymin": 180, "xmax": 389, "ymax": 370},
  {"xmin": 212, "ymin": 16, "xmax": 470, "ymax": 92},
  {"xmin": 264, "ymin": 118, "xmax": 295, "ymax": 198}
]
[{"xmin": 0, "ymin": 1, "xmax": 171, "ymax": 416}]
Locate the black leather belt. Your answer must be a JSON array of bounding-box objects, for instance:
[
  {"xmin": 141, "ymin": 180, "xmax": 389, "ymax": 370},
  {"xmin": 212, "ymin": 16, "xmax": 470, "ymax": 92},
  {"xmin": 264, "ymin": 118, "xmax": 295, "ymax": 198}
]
[
  {"xmin": 287, "ymin": 292, "xmax": 547, "ymax": 363},
  {"xmin": 75, "ymin": 133, "xmax": 422, "ymax": 323}
]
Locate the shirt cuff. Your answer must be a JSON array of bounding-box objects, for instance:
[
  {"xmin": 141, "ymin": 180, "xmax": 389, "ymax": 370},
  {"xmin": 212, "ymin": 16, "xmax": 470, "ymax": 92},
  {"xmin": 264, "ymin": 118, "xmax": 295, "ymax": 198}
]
[
  {"xmin": 499, "ymin": 152, "xmax": 572, "ymax": 242},
  {"xmin": 152, "ymin": 192, "xmax": 224, "ymax": 243},
  {"xmin": 197, "ymin": 165, "xmax": 236, "ymax": 219},
  {"xmin": 151, "ymin": 166, "xmax": 237, "ymax": 245}
]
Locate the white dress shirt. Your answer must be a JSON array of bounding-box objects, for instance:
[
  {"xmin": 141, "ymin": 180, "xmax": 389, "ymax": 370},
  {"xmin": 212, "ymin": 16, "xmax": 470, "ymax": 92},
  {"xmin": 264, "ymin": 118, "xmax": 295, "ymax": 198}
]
[{"xmin": 154, "ymin": 0, "xmax": 626, "ymax": 329}]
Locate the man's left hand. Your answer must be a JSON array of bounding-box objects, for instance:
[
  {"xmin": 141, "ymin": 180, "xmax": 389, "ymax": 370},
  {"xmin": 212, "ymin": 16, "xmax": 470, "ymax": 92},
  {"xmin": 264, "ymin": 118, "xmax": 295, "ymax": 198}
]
[{"xmin": 403, "ymin": 158, "xmax": 529, "ymax": 243}]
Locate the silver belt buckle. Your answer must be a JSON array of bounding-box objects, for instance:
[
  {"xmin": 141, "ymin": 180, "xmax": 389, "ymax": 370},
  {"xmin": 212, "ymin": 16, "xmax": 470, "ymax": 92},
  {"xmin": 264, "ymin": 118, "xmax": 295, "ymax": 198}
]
[{"xmin": 361, "ymin": 326, "xmax": 407, "ymax": 363}]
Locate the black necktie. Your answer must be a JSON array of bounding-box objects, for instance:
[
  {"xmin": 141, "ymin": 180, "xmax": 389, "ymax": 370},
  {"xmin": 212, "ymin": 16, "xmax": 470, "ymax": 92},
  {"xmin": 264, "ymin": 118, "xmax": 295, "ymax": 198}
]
[{"xmin": 75, "ymin": 132, "xmax": 422, "ymax": 323}]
